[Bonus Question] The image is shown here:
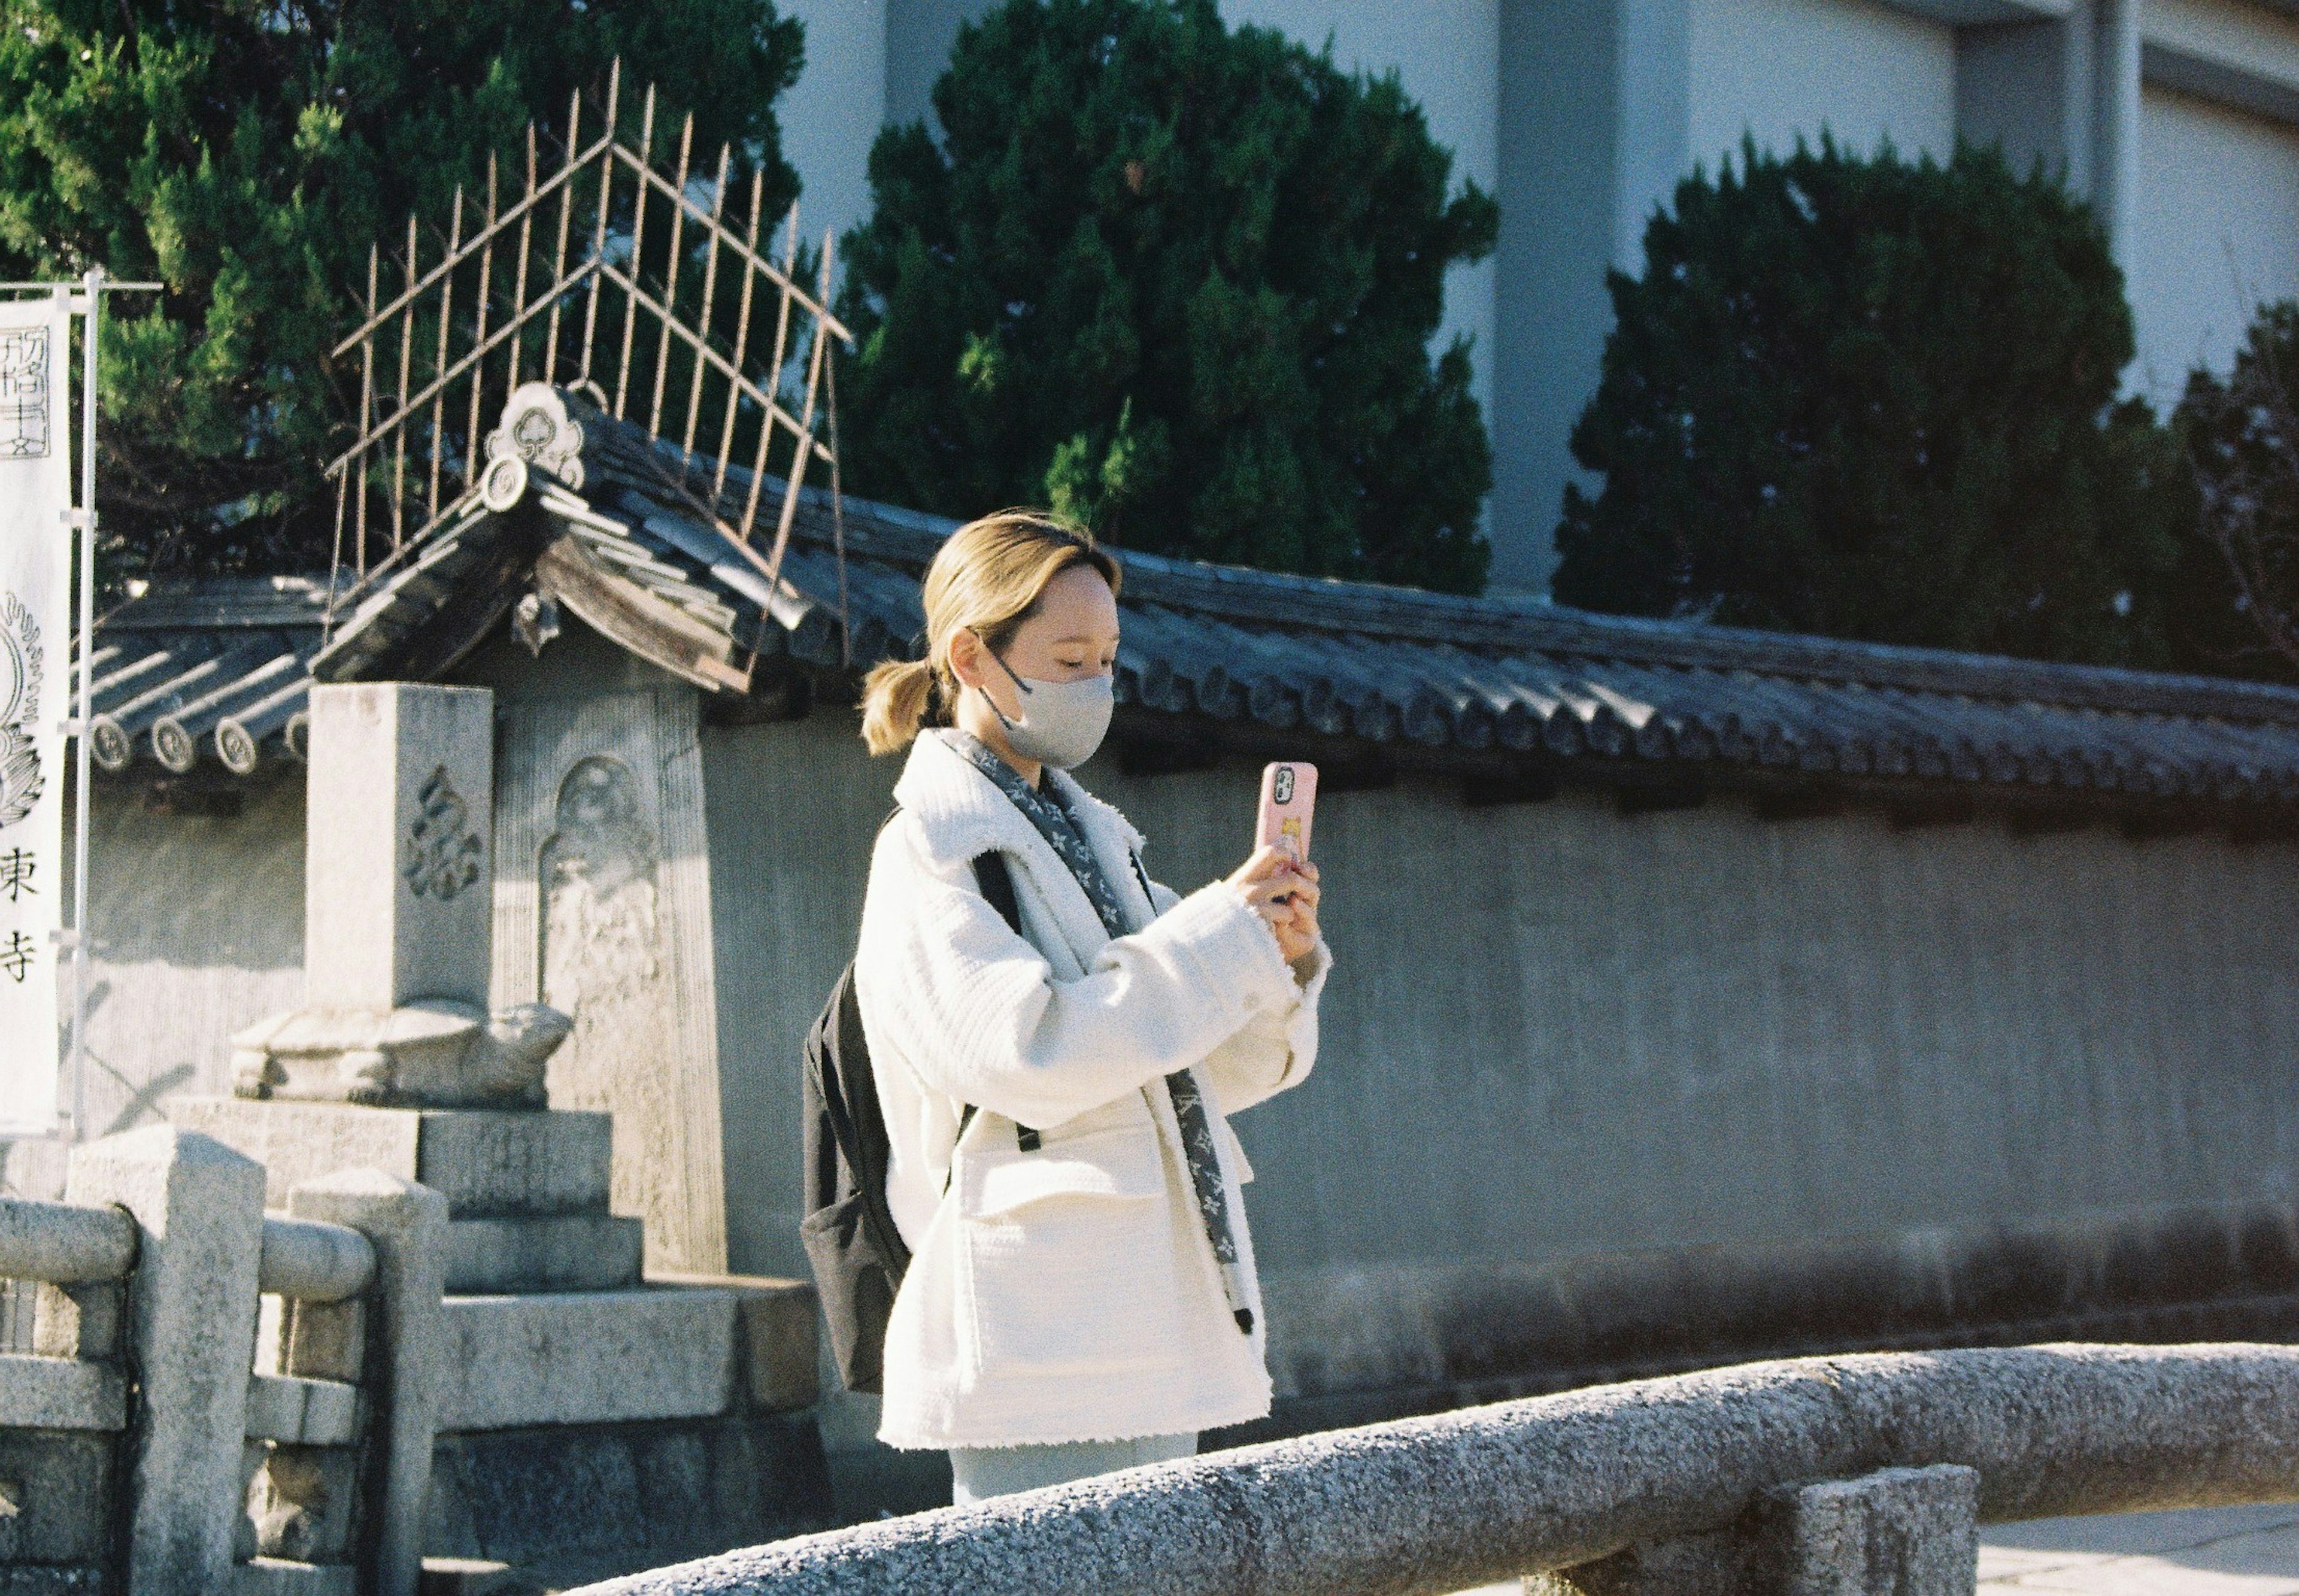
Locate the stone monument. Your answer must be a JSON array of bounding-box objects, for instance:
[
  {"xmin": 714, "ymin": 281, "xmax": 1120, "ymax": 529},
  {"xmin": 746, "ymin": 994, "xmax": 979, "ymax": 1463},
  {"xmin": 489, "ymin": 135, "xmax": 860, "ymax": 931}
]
[
  {"xmin": 176, "ymin": 681, "xmax": 646, "ymax": 1285},
  {"xmin": 172, "ymin": 682, "xmax": 827, "ymax": 1583},
  {"xmin": 227, "ymin": 683, "xmax": 570, "ymax": 1108}
]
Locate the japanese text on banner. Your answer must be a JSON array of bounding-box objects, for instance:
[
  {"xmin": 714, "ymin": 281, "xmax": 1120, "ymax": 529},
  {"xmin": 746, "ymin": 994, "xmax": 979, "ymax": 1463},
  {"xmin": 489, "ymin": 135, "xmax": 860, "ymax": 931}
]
[{"xmin": 0, "ymin": 300, "xmax": 72, "ymax": 1133}]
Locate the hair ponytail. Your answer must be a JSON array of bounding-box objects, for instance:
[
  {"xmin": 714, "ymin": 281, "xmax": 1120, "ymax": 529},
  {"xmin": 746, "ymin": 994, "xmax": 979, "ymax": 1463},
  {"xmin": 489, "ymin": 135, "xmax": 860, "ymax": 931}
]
[
  {"xmin": 860, "ymin": 657, "xmax": 939, "ymax": 755},
  {"xmin": 857, "ymin": 510, "xmax": 1121, "ymax": 757}
]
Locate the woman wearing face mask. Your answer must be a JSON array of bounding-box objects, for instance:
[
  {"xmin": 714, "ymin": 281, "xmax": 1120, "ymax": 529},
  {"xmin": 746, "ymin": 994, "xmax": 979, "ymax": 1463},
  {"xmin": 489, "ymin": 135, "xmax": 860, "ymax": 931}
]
[{"xmin": 853, "ymin": 510, "xmax": 1328, "ymax": 1504}]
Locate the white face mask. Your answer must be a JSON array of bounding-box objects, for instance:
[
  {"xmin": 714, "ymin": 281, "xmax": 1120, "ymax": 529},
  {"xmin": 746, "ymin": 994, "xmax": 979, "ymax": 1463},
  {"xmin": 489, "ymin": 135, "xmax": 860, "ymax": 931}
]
[{"xmin": 981, "ymin": 648, "xmax": 1115, "ymax": 770}]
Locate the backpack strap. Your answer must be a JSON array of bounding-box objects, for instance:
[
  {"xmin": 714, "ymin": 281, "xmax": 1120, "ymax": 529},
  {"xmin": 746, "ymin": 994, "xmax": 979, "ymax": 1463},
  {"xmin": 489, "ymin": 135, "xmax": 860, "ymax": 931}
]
[
  {"xmin": 957, "ymin": 851, "xmax": 1038, "ymax": 1160},
  {"xmin": 973, "ymin": 850, "xmax": 1022, "ymax": 936}
]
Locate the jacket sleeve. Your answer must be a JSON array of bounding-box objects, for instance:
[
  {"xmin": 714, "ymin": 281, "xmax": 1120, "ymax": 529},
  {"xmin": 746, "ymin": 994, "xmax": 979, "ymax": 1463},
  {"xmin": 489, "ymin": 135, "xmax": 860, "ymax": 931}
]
[
  {"xmin": 1197, "ymin": 936, "xmax": 1330, "ymax": 1115},
  {"xmin": 857, "ymin": 824, "xmax": 1300, "ymax": 1129},
  {"xmin": 1142, "ymin": 872, "xmax": 1330, "ymax": 1116}
]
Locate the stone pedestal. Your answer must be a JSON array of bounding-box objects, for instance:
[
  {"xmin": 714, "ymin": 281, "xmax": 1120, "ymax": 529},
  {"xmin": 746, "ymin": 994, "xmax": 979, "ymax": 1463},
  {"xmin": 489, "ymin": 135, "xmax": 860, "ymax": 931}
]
[
  {"xmin": 172, "ymin": 1097, "xmax": 644, "ymax": 1299},
  {"xmin": 172, "ymin": 1100, "xmax": 612, "ymax": 1218}
]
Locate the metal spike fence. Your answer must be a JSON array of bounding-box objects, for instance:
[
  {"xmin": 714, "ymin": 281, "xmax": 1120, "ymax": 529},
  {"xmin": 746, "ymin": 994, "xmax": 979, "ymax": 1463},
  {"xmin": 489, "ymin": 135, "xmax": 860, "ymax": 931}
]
[{"xmin": 325, "ymin": 61, "xmax": 853, "ymax": 604}]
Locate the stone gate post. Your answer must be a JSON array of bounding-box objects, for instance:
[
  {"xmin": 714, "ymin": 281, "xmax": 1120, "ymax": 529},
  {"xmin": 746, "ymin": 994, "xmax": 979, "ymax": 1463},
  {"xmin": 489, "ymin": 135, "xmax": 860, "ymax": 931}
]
[
  {"xmin": 287, "ymin": 1168, "xmax": 448, "ymax": 1596},
  {"xmin": 66, "ymin": 1125, "xmax": 266, "ymax": 1596}
]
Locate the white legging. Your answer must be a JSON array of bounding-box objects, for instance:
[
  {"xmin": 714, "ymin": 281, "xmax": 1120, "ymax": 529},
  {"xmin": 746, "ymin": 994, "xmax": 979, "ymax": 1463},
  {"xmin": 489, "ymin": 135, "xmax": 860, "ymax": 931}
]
[{"xmin": 949, "ymin": 1433, "xmax": 1197, "ymax": 1505}]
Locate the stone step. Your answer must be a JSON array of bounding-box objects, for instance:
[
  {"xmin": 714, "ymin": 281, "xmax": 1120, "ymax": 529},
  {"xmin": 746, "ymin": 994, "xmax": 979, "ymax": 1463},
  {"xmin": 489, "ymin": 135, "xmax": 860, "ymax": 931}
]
[
  {"xmin": 442, "ymin": 1215, "xmax": 645, "ymax": 1293},
  {"xmin": 171, "ymin": 1098, "xmax": 611, "ymax": 1218},
  {"xmin": 0, "ymin": 1568, "xmax": 104, "ymax": 1594},
  {"xmin": 433, "ymin": 1288, "xmax": 738, "ymax": 1431},
  {"xmin": 647, "ymin": 1272, "xmax": 820, "ymax": 1413},
  {"xmin": 415, "ymin": 1558, "xmax": 514, "ymax": 1596},
  {"xmin": 425, "ymin": 1411, "xmax": 832, "ymax": 1578}
]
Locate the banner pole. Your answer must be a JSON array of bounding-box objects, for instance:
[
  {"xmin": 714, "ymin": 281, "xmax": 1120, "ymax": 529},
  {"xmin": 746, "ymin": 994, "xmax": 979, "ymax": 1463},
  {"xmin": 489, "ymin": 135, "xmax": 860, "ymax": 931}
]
[{"xmin": 69, "ymin": 269, "xmax": 99, "ymax": 1143}]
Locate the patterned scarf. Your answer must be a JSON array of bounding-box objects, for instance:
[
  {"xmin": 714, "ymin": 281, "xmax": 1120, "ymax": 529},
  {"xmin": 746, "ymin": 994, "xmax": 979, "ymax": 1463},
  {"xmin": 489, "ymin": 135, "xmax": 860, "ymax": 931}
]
[{"xmin": 948, "ymin": 730, "xmax": 1256, "ymax": 1335}]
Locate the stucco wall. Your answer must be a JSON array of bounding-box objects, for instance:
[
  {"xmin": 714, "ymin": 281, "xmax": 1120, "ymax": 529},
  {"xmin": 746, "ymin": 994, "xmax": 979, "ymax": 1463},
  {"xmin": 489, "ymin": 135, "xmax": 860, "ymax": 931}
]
[
  {"xmin": 703, "ymin": 709, "xmax": 902, "ymax": 1277},
  {"xmin": 73, "ymin": 777, "xmax": 307, "ymax": 1140},
  {"xmin": 701, "ymin": 709, "xmax": 2299, "ymax": 1395}
]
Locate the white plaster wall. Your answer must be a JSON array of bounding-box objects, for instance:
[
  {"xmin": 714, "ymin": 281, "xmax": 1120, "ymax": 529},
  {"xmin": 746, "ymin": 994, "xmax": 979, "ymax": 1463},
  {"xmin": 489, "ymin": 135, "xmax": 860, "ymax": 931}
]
[
  {"xmin": 2130, "ymin": 82, "xmax": 2299, "ymax": 403},
  {"xmin": 1219, "ymin": 0, "xmax": 1502, "ymax": 414},
  {"xmin": 778, "ymin": 0, "xmax": 890, "ymax": 260},
  {"xmin": 72, "ymin": 779, "xmax": 307, "ymax": 1141},
  {"xmin": 1492, "ymin": 0, "xmax": 1623, "ymax": 594},
  {"xmin": 1687, "ymin": 0, "xmax": 1959, "ymax": 177}
]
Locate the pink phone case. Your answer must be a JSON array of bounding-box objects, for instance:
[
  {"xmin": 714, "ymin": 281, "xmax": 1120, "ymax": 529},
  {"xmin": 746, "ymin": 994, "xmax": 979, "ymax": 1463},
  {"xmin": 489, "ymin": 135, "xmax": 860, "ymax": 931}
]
[{"xmin": 1255, "ymin": 761, "xmax": 1318, "ymax": 866}]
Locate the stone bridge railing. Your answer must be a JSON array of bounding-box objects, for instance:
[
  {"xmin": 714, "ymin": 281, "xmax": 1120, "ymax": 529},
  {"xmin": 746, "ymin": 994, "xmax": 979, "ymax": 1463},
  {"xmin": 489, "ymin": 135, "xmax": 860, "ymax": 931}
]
[
  {"xmin": 0, "ymin": 1124, "xmax": 442, "ymax": 1596},
  {"xmin": 575, "ymin": 1342, "xmax": 2299, "ymax": 1596}
]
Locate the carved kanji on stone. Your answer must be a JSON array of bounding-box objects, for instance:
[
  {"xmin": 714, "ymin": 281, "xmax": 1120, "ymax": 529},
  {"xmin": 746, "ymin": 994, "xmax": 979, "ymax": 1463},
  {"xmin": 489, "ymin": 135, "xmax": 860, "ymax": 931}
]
[{"xmin": 401, "ymin": 767, "xmax": 482, "ymax": 903}]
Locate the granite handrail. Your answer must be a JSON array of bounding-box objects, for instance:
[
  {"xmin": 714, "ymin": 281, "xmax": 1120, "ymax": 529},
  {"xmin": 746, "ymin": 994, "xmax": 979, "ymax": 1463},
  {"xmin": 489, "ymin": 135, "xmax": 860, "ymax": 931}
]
[
  {"xmin": 258, "ymin": 1213, "xmax": 377, "ymax": 1302},
  {"xmin": 0, "ymin": 1191, "xmax": 371, "ymax": 1299},
  {"xmin": 576, "ymin": 1343, "xmax": 2299, "ymax": 1596},
  {"xmin": 0, "ymin": 1194, "xmax": 137, "ymax": 1282}
]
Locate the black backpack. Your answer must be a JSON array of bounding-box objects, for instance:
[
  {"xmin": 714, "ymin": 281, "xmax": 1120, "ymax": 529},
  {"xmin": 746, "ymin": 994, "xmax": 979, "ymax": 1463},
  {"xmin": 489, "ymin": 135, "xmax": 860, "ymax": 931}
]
[{"xmin": 800, "ymin": 847, "xmax": 1024, "ymax": 1394}]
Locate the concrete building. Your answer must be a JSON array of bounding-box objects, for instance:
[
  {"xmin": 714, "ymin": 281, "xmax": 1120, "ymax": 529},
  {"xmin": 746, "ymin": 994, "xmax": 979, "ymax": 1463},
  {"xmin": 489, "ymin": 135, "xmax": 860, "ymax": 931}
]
[{"xmin": 778, "ymin": 0, "xmax": 2299, "ymax": 590}]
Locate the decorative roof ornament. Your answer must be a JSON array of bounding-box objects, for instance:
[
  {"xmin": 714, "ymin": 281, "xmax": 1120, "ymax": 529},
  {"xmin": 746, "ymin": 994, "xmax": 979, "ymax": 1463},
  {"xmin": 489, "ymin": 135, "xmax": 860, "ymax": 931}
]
[{"xmin": 322, "ymin": 61, "xmax": 855, "ymax": 629}]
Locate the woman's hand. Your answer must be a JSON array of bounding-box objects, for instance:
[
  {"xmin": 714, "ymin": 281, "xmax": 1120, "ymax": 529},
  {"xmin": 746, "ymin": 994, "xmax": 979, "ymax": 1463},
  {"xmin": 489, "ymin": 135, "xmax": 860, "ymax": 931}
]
[
  {"xmin": 1276, "ymin": 861, "xmax": 1321, "ymax": 967},
  {"xmin": 1226, "ymin": 847, "xmax": 1321, "ymax": 966}
]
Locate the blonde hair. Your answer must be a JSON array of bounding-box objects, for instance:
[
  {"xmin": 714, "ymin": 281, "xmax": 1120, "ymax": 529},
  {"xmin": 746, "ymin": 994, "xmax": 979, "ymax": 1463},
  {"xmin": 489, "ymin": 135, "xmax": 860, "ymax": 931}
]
[{"xmin": 860, "ymin": 509, "xmax": 1121, "ymax": 755}]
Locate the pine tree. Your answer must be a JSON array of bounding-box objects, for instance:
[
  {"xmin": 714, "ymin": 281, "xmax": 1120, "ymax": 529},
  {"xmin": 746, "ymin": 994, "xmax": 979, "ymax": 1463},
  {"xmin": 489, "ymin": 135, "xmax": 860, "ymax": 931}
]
[
  {"xmin": 1554, "ymin": 136, "xmax": 2189, "ymax": 669},
  {"xmin": 0, "ymin": 0, "xmax": 803, "ymax": 576},
  {"xmin": 836, "ymin": 0, "xmax": 1498, "ymax": 594}
]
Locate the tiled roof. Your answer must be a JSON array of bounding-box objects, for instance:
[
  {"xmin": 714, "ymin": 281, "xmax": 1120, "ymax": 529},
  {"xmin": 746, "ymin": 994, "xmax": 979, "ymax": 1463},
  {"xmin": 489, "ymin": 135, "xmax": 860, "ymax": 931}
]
[{"xmin": 89, "ymin": 388, "xmax": 2299, "ymax": 821}]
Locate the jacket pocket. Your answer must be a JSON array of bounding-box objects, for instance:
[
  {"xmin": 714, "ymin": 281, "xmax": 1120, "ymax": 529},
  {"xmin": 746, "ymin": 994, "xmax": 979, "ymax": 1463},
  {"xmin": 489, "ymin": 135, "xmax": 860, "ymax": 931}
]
[
  {"xmin": 958, "ymin": 1125, "xmax": 1164, "ymax": 1218},
  {"xmin": 954, "ymin": 1127, "xmax": 1185, "ymax": 1377}
]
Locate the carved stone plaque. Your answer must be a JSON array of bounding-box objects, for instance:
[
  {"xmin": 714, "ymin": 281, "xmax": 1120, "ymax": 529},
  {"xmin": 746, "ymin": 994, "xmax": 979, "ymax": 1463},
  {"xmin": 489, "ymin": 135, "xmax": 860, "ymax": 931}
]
[{"xmin": 493, "ymin": 688, "xmax": 727, "ymax": 1273}]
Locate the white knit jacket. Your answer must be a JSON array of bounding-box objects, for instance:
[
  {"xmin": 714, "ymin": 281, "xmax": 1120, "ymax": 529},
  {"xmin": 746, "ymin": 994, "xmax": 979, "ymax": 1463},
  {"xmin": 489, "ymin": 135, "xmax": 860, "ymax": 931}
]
[{"xmin": 854, "ymin": 730, "xmax": 1330, "ymax": 1450}]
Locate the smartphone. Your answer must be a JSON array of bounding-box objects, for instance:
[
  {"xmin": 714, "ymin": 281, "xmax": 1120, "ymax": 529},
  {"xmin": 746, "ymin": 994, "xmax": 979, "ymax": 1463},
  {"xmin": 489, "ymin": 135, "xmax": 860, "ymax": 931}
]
[{"xmin": 1255, "ymin": 762, "xmax": 1318, "ymax": 884}]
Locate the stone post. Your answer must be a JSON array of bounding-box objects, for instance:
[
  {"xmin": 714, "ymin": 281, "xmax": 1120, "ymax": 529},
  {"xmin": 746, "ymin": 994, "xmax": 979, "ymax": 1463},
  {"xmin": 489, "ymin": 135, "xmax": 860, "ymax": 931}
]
[
  {"xmin": 66, "ymin": 1125, "xmax": 266, "ymax": 1596},
  {"xmin": 287, "ymin": 1167, "xmax": 450, "ymax": 1596},
  {"xmin": 305, "ymin": 681, "xmax": 494, "ymax": 1013},
  {"xmin": 1528, "ymin": 1463, "xmax": 1980, "ymax": 1596},
  {"xmin": 1784, "ymin": 1465, "xmax": 1978, "ymax": 1596}
]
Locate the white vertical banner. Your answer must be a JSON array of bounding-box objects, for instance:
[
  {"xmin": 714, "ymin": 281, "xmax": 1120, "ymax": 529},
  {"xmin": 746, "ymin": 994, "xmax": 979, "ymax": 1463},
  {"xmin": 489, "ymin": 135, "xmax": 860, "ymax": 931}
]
[{"xmin": 0, "ymin": 298, "xmax": 72, "ymax": 1134}]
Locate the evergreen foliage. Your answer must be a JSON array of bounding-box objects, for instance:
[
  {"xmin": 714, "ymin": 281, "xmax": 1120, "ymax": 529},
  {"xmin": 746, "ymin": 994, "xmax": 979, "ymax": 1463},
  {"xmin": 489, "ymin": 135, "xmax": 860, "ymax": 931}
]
[
  {"xmin": 1553, "ymin": 137, "xmax": 2190, "ymax": 669},
  {"xmin": 2173, "ymin": 302, "xmax": 2299, "ymax": 682},
  {"xmin": 0, "ymin": 0, "xmax": 802, "ymax": 576},
  {"xmin": 836, "ymin": 0, "xmax": 1499, "ymax": 594}
]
